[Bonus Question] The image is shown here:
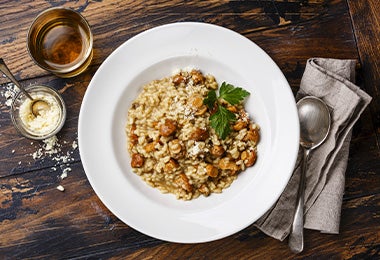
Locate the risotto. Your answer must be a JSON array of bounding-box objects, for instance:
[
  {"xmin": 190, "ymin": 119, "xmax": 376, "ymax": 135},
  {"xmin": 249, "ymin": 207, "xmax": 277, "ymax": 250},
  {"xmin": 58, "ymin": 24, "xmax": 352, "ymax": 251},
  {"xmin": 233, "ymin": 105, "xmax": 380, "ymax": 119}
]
[{"xmin": 126, "ymin": 69, "xmax": 259, "ymax": 200}]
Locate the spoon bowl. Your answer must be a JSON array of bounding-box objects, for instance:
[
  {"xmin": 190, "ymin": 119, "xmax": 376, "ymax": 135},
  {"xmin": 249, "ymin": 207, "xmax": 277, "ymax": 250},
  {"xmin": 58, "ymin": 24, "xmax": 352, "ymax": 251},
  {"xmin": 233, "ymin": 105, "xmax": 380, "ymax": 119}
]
[
  {"xmin": 31, "ymin": 99, "xmax": 51, "ymax": 116},
  {"xmin": 0, "ymin": 58, "xmax": 49, "ymax": 117},
  {"xmin": 297, "ymin": 97, "xmax": 331, "ymax": 149},
  {"xmin": 288, "ymin": 96, "xmax": 331, "ymax": 253}
]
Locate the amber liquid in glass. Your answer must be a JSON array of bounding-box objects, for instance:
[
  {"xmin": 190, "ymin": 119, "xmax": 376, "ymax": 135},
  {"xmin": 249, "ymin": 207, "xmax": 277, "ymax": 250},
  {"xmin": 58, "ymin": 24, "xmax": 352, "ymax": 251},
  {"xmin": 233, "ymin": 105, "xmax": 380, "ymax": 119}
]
[{"xmin": 36, "ymin": 21, "xmax": 90, "ymax": 71}]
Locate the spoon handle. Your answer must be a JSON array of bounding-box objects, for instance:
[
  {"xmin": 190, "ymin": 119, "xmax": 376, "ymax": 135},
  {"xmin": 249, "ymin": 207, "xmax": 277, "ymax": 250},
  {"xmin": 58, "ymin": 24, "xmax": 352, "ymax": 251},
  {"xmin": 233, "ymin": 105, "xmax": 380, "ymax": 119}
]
[
  {"xmin": 0, "ymin": 58, "xmax": 33, "ymax": 100},
  {"xmin": 289, "ymin": 148, "xmax": 310, "ymax": 253}
]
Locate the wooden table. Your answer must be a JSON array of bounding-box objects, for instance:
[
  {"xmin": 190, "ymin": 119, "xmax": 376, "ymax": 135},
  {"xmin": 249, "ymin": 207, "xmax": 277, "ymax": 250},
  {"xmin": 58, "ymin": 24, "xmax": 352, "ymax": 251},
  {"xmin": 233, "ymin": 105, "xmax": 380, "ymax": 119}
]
[{"xmin": 1, "ymin": 0, "xmax": 379, "ymax": 258}]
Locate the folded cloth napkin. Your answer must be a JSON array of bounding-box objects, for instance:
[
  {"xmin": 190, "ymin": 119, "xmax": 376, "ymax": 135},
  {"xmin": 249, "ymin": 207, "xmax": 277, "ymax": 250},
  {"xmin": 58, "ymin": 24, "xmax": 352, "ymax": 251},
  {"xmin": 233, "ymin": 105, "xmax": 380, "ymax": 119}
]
[{"xmin": 254, "ymin": 58, "xmax": 372, "ymax": 241}]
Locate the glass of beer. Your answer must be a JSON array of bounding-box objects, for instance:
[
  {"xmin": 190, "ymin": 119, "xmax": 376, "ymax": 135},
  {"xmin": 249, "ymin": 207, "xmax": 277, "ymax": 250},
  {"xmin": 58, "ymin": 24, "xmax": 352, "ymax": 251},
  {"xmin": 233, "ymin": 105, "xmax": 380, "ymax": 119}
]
[{"xmin": 27, "ymin": 7, "xmax": 93, "ymax": 78}]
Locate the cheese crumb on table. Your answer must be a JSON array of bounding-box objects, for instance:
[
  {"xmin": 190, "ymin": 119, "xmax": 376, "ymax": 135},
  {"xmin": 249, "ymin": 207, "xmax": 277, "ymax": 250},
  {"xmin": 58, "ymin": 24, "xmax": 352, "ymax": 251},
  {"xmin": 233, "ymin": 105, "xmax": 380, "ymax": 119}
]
[{"xmin": 56, "ymin": 185, "xmax": 65, "ymax": 192}]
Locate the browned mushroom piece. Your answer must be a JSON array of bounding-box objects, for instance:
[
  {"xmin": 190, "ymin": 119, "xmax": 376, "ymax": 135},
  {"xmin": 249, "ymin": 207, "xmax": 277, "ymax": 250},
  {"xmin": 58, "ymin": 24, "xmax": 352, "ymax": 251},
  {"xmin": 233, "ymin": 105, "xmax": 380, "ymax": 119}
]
[
  {"xmin": 190, "ymin": 69, "xmax": 205, "ymax": 84},
  {"xmin": 175, "ymin": 173, "xmax": 193, "ymax": 192},
  {"xmin": 226, "ymin": 105, "xmax": 238, "ymax": 113},
  {"xmin": 189, "ymin": 95, "xmax": 208, "ymax": 116},
  {"xmin": 159, "ymin": 119, "xmax": 177, "ymax": 137},
  {"xmin": 129, "ymin": 133, "xmax": 138, "ymax": 146},
  {"xmin": 131, "ymin": 153, "xmax": 144, "ymax": 168},
  {"xmin": 164, "ymin": 158, "xmax": 179, "ymax": 172},
  {"xmin": 206, "ymin": 164, "xmax": 218, "ymax": 177},
  {"xmin": 243, "ymin": 128, "xmax": 260, "ymax": 143},
  {"xmin": 210, "ymin": 145, "xmax": 225, "ymax": 157},
  {"xmin": 241, "ymin": 150, "xmax": 257, "ymax": 167},
  {"xmin": 233, "ymin": 120, "xmax": 248, "ymax": 131},
  {"xmin": 172, "ymin": 74, "xmax": 186, "ymax": 85},
  {"xmin": 199, "ymin": 184, "xmax": 210, "ymax": 196},
  {"xmin": 129, "ymin": 123, "xmax": 138, "ymax": 145},
  {"xmin": 190, "ymin": 127, "xmax": 209, "ymax": 141},
  {"xmin": 144, "ymin": 142, "xmax": 156, "ymax": 152},
  {"xmin": 218, "ymin": 157, "xmax": 240, "ymax": 175}
]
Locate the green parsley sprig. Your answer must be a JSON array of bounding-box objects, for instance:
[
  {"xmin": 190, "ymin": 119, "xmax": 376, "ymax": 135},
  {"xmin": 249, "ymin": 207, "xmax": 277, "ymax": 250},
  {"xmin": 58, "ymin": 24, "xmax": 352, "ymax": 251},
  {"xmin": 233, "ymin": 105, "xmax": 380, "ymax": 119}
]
[{"xmin": 204, "ymin": 82, "xmax": 250, "ymax": 139}]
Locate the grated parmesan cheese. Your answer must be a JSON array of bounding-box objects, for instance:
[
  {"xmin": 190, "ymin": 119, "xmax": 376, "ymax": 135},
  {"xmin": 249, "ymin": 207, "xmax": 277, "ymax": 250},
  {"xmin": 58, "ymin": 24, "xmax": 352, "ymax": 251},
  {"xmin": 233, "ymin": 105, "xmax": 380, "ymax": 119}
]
[
  {"xmin": 19, "ymin": 93, "xmax": 61, "ymax": 136},
  {"xmin": 0, "ymin": 82, "xmax": 18, "ymax": 107}
]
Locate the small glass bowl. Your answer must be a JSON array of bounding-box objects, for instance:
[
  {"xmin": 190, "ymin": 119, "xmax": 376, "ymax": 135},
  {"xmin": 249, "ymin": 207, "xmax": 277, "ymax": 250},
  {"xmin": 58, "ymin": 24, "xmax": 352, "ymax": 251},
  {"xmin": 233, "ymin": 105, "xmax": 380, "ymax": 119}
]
[{"xmin": 11, "ymin": 85, "xmax": 66, "ymax": 140}]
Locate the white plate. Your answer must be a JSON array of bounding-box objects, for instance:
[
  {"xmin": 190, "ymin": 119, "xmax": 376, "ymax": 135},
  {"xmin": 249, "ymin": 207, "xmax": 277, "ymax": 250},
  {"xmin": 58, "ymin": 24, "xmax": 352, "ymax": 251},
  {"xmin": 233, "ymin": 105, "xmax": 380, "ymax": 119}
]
[{"xmin": 78, "ymin": 22, "xmax": 299, "ymax": 243}]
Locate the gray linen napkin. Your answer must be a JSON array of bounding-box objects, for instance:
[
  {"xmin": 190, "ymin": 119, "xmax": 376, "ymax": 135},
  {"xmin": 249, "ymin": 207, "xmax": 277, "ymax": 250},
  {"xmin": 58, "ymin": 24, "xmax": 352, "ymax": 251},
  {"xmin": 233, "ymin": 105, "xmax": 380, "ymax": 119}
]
[{"xmin": 254, "ymin": 58, "xmax": 372, "ymax": 241}]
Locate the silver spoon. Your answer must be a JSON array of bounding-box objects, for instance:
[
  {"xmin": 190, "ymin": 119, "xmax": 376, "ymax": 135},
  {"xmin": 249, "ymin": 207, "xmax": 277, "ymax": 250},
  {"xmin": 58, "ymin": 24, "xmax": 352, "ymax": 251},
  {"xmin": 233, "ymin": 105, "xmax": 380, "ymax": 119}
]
[
  {"xmin": 0, "ymin": 58, "xmax": 49, "ymax": 117},
  {"xmin": 288, "ymin": 96, "xmax": 331, "ymax": 253}
]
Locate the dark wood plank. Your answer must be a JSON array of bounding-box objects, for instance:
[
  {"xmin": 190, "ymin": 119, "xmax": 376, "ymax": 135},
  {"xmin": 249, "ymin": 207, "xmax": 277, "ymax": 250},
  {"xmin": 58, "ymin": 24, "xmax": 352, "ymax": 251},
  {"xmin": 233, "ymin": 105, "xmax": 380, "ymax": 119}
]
[
  {"xmin": 347, "ymin": 0, "xmax": 380, "ymax": 148},
  {"xmin": 248, "ymin": 0, "xmax": 358, "ymax": 94}
]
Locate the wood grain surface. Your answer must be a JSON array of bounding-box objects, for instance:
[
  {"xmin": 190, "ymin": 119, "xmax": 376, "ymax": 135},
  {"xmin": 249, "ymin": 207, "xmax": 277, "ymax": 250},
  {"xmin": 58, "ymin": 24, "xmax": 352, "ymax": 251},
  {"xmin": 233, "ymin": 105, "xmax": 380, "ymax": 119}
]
[{"xmin": 0, "ymin": 0, "xmax": 379, "ymax": 259}]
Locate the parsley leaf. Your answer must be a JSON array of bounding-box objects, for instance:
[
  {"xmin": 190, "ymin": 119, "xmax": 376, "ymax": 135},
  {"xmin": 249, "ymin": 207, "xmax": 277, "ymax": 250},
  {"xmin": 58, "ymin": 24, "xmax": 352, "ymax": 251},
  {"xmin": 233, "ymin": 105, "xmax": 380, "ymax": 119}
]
[
  {"xmin": 210, "ymin": 106, "xmax": 236, "ymax": 140},
  {"xmin": 204, "ymin": 82, "xmax": 250, "ymax": 140},
  {"xmin": 203, "ymin": 90, "xmax": 217, "ymax": 109},
  {"xmin": 219, "ymin": 82, "xmax": 250, "ymax": 105}
]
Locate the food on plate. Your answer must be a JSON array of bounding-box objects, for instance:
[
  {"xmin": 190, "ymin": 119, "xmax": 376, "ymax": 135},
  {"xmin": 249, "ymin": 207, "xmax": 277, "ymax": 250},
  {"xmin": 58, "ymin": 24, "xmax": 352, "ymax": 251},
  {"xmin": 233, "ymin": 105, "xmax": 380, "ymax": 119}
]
[{"xmin": 126, "ymin": 69, "xmax": 259, "ymax": 200}]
